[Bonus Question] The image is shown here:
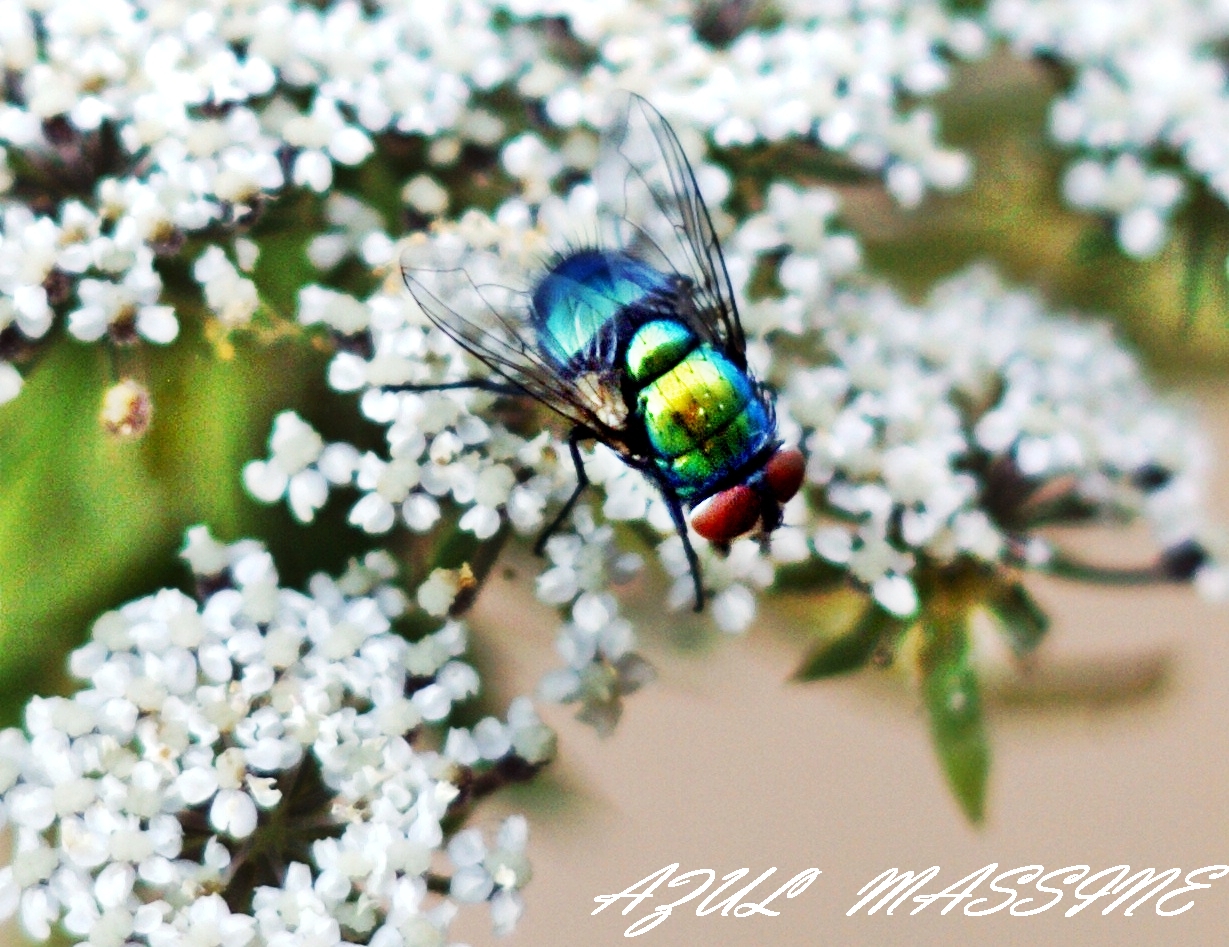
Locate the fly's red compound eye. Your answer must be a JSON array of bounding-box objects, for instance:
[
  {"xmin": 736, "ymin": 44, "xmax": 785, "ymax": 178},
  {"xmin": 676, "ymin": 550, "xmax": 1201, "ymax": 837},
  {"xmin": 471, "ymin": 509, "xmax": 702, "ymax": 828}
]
[
  {"xmin": 690, "ymin": 484, "xmax": 760, "ymax": 543},
  {"xmin": 764, "ymin": 447, "xmax": 805, "ymax": 502}
]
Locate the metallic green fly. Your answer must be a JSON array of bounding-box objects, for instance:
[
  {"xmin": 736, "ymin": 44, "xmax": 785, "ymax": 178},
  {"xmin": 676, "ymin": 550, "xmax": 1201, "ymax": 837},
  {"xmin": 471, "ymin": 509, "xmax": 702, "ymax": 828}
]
[{"xmin": 401, "ymin": 95, "xmax": 804, "ymax": 611}]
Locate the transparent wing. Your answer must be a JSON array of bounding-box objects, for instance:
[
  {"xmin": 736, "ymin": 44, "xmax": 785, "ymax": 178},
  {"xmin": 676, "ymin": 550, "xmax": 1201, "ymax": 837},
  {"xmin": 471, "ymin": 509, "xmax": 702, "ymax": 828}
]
[
  {"xmin": 594, "ymin": 93, "xmax": 747, "ymax": 364},
  {"xmin": 400, "ymin": 240, "xmax": 640, "ymax": 452}
]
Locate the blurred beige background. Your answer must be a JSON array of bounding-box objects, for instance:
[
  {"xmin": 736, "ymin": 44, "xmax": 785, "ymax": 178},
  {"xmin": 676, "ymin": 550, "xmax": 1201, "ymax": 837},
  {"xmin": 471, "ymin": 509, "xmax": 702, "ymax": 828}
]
[{"xmin": 453, "ymin": 383, "xmax": 1229, "ymax": 947}]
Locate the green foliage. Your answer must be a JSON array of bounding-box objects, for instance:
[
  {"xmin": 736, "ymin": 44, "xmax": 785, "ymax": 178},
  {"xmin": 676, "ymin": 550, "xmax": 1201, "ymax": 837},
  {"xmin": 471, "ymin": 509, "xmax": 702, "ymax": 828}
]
[
  {"xmin": 0, "ymin": 248, "xmax": 330, "ymax": 724},
  {"xmin": 918, "ymin": 601, "xmax": 989, "ymax": 824},
  {"xmin": 1180, "ymin": 180, "xmax": 1229, "ymax": 333},
  {"xmin": 794, "ymin": 604, "xmax": 906, "ymax": 680},
  {"xmin": 984, "ymin": 578, "xmax": 1048, "ymax": 657}
]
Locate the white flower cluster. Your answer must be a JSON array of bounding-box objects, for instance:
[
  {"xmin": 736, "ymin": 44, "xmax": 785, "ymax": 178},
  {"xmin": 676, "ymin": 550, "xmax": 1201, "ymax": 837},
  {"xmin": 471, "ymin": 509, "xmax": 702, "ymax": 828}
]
[
  {"xmin": 244, "ymin": 410, "xmax": 359, "ymax": 524},
  {"xmin": 777, "ymin": 263, "xmax": 1227, "ymax": 610},
  {"xmin": 0, "ymin": 0, "xmax": 989, "ymax": 405},
  {"xmin": 990, "ymin": 0, "xmax": 1229, "ymax": 258},
  {"xmin": 243, "ymin": 387, "xmax": 562, "ymax": 543},
  {"xmin": 0, "ymin": 527, "xmax": 553, "ymax": 945},
  {"xmin": 442, "ymin": 817, "xmax": 531, "ymax": 936},
  {"xmin": 534, "ymin": 506, "xmax": 657, "ymax": 730},
  {"xmin": 503, "ymin": 0, "xmax": 985, "ymax": 205}
]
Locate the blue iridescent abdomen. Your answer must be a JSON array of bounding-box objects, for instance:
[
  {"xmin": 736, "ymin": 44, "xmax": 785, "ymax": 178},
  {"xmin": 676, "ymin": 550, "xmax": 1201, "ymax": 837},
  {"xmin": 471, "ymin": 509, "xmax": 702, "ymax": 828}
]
[{"xmin": 532, "ymin": 249, "xmax": 775, "ymax": 502}]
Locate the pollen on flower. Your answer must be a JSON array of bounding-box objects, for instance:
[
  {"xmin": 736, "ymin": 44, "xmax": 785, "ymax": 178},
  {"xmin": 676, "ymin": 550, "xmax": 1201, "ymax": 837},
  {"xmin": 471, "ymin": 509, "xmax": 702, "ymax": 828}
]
[{"xmin": 417, "ymin": 564, "xmax": 478, "ymax": 617}]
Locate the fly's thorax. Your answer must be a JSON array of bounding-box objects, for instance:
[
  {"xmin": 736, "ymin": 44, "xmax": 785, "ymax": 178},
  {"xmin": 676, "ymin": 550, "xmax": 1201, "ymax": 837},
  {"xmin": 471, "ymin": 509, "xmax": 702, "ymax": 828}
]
[
  {"xmin": 638, "ymin": 344, "xmax": 775, "ymax": 499},
  {"xmin": 531, "ymin": 249, "xmax": 673, "ymax": 371}
]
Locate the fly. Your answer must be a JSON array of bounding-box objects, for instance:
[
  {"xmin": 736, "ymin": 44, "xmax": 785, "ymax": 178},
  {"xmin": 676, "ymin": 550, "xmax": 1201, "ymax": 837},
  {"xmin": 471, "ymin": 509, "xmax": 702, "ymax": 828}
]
[{"xmin": 399, "ymin": 94, "xmax": 804, "ymax": 612}]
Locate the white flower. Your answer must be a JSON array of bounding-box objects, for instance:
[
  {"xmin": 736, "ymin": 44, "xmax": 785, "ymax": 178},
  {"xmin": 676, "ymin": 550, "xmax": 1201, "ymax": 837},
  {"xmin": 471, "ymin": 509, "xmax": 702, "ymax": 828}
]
[
  {"xmin": 0, "ymin": 530, "xmax": 539, "ymax": 944},
  {"xmin": 243, "ymin": 412, "xmax": 332, "ymax": 522},
  {"xmin": 210, "ymin": 789, "xmax": 258, "ymax": 840},
  {"xmin": 0, "ymin": 362, "xmax": 22, "ymax": 404},
  {"xmin": 402, "ymin": 175, "xmax": 449, "ymax": 216},
  {"xmin": 990, "ymin": 0, "xmax": 1229, "ymax": 257},
  {"xmin": 416, "ymin": 567, "xmax": 469, "ymax": 617},
  {"xmin": 1061, "ymin": 154, "xmax": 1184, "ymax": 258},
  {"xmin": 194, "ymin": 247, "xmax": 259, "ymax": 327},
  {"xmin": 283, "ymin": 96, "xmax": 374, "ymax": 193},
  {"xmin": 298, "ymin": 285, "xmax": 371, "ymax": 335},
  {"xmin": 67, "ymin": 263, "xmax": 177, "ymax": 344},
  {"xmin": 446, "ymin": 815, "xmax": 531, "ymax": 932}
]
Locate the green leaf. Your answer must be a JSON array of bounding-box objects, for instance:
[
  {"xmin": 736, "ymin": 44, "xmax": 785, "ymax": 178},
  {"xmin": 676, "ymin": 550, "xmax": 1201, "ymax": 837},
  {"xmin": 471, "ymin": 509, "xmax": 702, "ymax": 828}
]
[
  {"xmin": 0, "ymin": 268, "xmax": 335, "ymax": 725},
  {"xmin": 771, "ymin": 556, "xmax": 848, "ymax": 593},
  {"xmin": 985, "ymin": 581, "xmax": 1049, "ymax": 656},
  {"xmin": 1072, "ymin": 223, "xmax": 1117, "ymax": 265},
  {"xmin": 793, "ymin": 605, "xmax": 906, "ymax": 680},
  {"xmin": 920, "ymin": 609, "xmax": 989, "ymax": 824},
  {"xmin": 1183, "ymin": 184, "xmax": 1215, "ymax": 335}
]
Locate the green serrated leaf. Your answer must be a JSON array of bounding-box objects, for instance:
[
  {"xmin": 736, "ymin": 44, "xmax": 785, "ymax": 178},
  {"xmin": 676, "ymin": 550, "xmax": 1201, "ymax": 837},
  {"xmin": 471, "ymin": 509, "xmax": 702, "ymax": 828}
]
[
  {"xmin": 985, "ymin": 581, "xmax": 1049, "ymax": 656},
  {"xmin": 793, "ymin": 605, "xmax": 905, "ymax": 680},
  {"xmin": 920, "ymin": 609, "xmax": 989, "ymax": 824}
]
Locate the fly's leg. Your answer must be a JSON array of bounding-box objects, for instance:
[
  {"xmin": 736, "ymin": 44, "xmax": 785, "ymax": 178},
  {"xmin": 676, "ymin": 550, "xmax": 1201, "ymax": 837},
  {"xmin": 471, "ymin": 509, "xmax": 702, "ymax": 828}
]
[
  {"xmin": 757, "ymin": 484, "xmax": 783, "ymax": 553},
  {"xmin": 385, "ymin": 379, "xmax": 522, "ymax": 395},
  {"xmin": 660, "ymin": 488, "xmax": 705, "ymax": 613},
  {"xmin": 534, "ymin": 426, "xmax": 593, "ymax": 556}
]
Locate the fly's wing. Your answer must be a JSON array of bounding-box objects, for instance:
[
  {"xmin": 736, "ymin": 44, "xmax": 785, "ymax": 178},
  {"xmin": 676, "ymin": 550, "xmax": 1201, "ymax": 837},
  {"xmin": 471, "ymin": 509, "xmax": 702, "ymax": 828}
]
[
  {"xmin": 400, "ymin": 237, "xmax": 640, "ymax": 454},
  {"xmin": 594, "ymin": 93, "xmax": 748, "ymax": 366}
]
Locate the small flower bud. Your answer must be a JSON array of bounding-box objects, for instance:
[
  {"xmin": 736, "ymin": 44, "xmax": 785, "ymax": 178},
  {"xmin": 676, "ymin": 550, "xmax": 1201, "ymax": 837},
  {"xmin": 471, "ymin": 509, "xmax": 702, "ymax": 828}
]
[
  {"xmin": 417, "ymin": 563, "xmax": 478, "ymax": 617},
  {"xmin": 1132, "ymin": 464, "xmax": 1173, "ymax": 492},
  {"xmin": 1161, "ymin": 539, "xmax": 1208, "ymax": 581},
  {"xmin": 99, "ymin": 378, "xmax": 151, "ymax": 438}
]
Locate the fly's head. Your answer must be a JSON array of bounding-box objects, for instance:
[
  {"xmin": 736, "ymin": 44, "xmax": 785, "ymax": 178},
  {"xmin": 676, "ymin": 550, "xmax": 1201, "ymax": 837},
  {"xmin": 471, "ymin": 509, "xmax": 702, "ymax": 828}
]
[{"xmin": 689, "ymin": 446, "xmax": 806, "ymax": 549}]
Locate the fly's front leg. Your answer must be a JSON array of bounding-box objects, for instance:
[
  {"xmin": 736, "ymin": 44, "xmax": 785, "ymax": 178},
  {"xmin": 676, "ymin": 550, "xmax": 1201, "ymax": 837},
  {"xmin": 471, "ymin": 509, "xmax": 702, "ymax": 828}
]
[
  {"xmin": 534, "ymin": 427, "xmax": 593, "ymax": 556},
  {"xmin": 757, "ymin": 484, "xmax": 783, "ymax": 553},
  {"xmin": 384, "ymin": 379, "xmax": 522, "ymax": 395},
  {"xmin": 660, "ymin": 488, "xmax": 705, "ymax": 613}
]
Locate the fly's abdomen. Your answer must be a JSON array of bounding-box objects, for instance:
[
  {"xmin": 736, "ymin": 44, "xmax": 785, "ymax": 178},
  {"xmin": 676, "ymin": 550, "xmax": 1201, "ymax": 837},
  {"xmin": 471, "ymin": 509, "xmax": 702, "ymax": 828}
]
[
  {"xmin": 637, "ymin": 343, "xmax": 772, "ymax": 499},
  {"xmin": 664, "ymin": 401, "xmax": 771, "ymax": 497}
]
